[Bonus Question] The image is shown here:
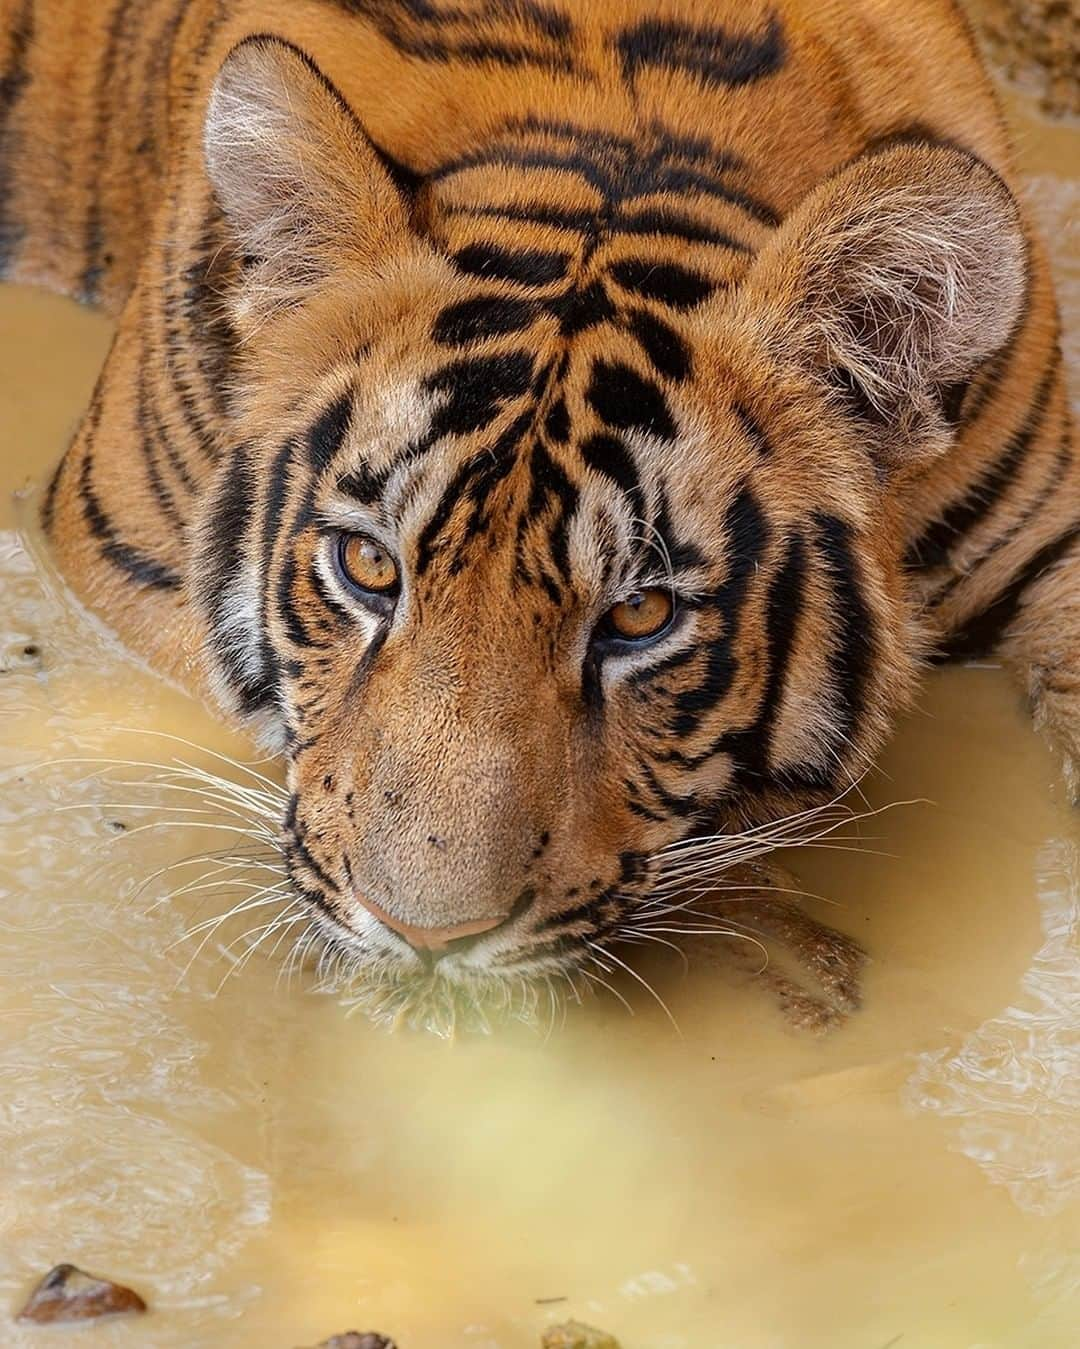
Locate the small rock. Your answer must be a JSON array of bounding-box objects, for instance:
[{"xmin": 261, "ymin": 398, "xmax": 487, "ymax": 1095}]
[
  {"xmin": 541, "ymin": 1321, "xmax": 621, "ymax": 1349},
  {"xmin": 16, "ymin": 1263, "xmax": 147, "ymax": 1324},
  {"xmin": 301, "ymin": 1335, "xmax": 397, "ymax": 1349}
]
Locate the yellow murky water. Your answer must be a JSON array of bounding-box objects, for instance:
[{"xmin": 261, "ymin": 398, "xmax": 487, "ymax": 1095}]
[{"xmin": 1, "ymin": 47, "xmax": 1078, "ymax": 1349}]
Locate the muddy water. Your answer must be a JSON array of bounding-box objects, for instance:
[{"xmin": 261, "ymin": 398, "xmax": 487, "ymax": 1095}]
[{"xmin": 1, "ymin": 66, "xmax": 1078, "ymax": 1349}]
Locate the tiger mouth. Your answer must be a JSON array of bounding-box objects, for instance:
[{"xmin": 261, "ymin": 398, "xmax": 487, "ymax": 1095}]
[{"xmin": 299, "ymin": 905, "xmax": 584, "ymax": 1037}]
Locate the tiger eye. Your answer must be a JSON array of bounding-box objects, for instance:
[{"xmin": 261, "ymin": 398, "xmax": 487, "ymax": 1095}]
[
  {"xmin": 605, "ymin": 588, "xmax": 674, "ymax": 641},
  {"xmin": 338, "ymin": 534, "xmax": 399, "ymax": 595}
]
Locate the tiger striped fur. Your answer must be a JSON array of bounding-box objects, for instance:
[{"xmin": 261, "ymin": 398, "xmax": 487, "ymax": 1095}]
[{"xmin": 2, "ymin": 0, "xmax": 1076, "ymax": 990}]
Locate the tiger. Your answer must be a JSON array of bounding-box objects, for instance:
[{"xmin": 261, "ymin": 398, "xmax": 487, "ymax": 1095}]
[{"xmin": 1, "ymin": 0, "xmax": 1076, "ymax": 1009}]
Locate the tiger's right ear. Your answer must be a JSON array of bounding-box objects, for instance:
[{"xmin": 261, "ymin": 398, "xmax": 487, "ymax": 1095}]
[
  {"xmin": 203, "ymin": 37, "xmax": 417, "ymax": 330},
  {"xmin": 730, "ymin": 140, "xmax": 1027, "ymax": 473}
]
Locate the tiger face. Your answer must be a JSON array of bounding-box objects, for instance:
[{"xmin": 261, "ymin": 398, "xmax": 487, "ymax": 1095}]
[{"xmin": 193, "ymin": 39, "xmax": 1024, "ymax": 992}]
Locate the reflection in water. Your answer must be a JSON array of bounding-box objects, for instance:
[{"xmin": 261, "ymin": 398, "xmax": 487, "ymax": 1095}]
[{"xmin": 907, "ymin": 841, "xmax": 1080, "ymax": 1220}]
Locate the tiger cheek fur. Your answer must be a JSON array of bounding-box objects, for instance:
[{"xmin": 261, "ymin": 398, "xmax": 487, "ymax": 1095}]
[{"xmin": 13, "ymin": 3, "xmax": 1076, "ymax": 988}]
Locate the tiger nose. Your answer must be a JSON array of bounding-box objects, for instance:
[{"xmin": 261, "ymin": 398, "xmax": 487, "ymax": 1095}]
[{"xmin": 354, "ymin": 893, "xmax": 504, "ymax": 953}]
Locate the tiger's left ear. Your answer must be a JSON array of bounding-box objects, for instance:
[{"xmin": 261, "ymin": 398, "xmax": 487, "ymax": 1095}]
[
  {"xmin": 203, "ymin": 36, "xmax": 418, "ymax": 333},
  {"xmin": 737, "ymin": 141, "xmax": 1027, "ymax": 469}
]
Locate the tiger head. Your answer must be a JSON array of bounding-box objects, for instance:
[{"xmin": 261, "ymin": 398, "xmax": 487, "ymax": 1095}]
[{"xmin": 193, "ymin": 39, "xmax": 1025, "ymax": 999}]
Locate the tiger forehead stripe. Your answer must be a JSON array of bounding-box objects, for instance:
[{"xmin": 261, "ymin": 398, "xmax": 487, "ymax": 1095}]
[
  {"xmin": 616, "ymin": 12, "xmax": 787, "ymax": 90},
  {"xmin": 433, "ymin": 116, "xmax": 778, "ymax": 233},
  {"xmin": 326, "ymin": 0, "xmax": 581, "ymax": 75}
]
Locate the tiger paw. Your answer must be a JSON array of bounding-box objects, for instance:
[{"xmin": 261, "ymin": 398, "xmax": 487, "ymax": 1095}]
[{"xmin": 700, "ymin": 861, "xmax": 867, "ymax": 1032}]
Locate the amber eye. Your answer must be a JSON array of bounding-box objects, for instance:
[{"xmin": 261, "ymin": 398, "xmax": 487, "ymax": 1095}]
[
  {"xmin": 336, "ymin": 533, "xmax": 400, "ymax": 598},
  {"xmin": 601, "ymin": 588, "xmax": 675, "ymax": 643}
]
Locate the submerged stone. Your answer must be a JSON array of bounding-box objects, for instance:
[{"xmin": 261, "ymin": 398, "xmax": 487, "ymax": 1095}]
[
  {"xmin": 541, "ymin": 1321, "xmax": 621, "ymax": 1349},
  {"xmin": 16, "ymin": 1263, "xmax": 147, "ymax": 1324},
  {"xmin": 304, "ymin": 1335, "xmax": 397, "ymax": 1349}
]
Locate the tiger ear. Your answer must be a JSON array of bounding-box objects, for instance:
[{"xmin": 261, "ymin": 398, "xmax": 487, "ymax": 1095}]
[
  {"xmin": 739, "ymin": 141, "xmax": 1027, "ymax": 469},
  {"xmin": 203, "ymin": 37, "xmax": 417, "ymax": 330}
]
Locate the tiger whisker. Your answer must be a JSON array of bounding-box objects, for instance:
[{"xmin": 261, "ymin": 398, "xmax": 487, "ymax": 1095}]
[
  {"xmin": 169, "ymin": 885, "xmax": 295, "ymax": 945},
  {"xmin": 109, "ymin": 728, "xmax": 288, "ymax": 796},
  {"xmin": 612, "ymin": 929, "xmax": 690, "ymax": 973},
  {"xmin": 113, "ymin": 848, "xmax": 283, "ymax": 917},
  {"xmin": 580, "ymin": 962, "xmax": 635, "ymax": 1018},
  {"xmin": 586, "ymin": 938, "xmax": 681, "ymax": 1035},
  {"xmin": 213, "ymin": 909, "xmax": 310, "ymax": 996}
]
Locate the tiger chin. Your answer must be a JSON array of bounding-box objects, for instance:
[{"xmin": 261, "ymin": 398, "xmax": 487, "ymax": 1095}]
[{"xmin": 5, "ymin": 0, "xmax": 1076, "ymax": 1023}]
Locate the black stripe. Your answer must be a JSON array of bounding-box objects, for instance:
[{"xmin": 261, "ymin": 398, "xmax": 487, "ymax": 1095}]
[
  {"xmin": 308, "ymin": 393, "xmax": 354, "ymax": 474},
  {"xmin": 0, "ymin": 0, "xmax": 34, "ymax": 272},
  {"xmin": 960, "ymin": 342, "xmax": 1013, "ymax": 427},
  {"xmin": 78, "ymin": 451, "xmax": 182, "ymax": 591},
  {"xmin": 79, "ymin": 0, "xmax": 140, "ymax": 304},
  {"xmin": 907, "ymin": 352, "xmax": 1061, "ymax": 569},
  {"xmin": 941, "ymin": 523, "xmax": 1080, "ymax": 661},
  {"xmin": 42, "ymin": 376, "xmax": 107, "ymax": 536},
  {"xmin": 579, "ymin": 433, "xmax": 641, "ymax": 508},
  {"xmin": 625, "ymin": 310, "xmax": 692, "ymax": 383},
  {"xmin": 458, "ymin": 408, "xmax": 533, "ymax": 550},
  {"xmin": 670, "ymin": 486, "xmax": 770, "ymax": 737},
  {"xmin": 452, "ymin": 242, "xmax": 569, "ymax": 285},
  {"xmin": 534, "ymin": 892, "xmax": 615, "ymax": 934},
  {"xmin": 433, "ymin": 121, "xmax": 742, "ymax": 198},
  {"xmin": 524, "ymin": 439, "xmax": 578, "ymax": 581},
  {"xmin": 310, "ymin": 558, "xmax": 360, "ymax": 629},
  {"xmin": 427, "ymin": 351, "xmax": 534, "ymax": 440},
  {"xmin": 638, "ymin": 761, "xmax": 700, "ymax": 818},
  {"xmin": 136, "ymin": 404, "xmax": 185, "ymax": 531},
  {"xmin": 435, "ymin": 121, "xmax": 777, "ymax": 227},
  {"xmin": 653, "ymin": 485, "xmax": 708, "ymax": 572},
  {"xmin": 202, "ymin": 448, "xmax": 254, "ymax": 608},
  {"xmin": 610, "ymin": 208, "xmax": 750, "ymax": 251},
  {"xmin": 433, "ymin": 144, "xmax": 627, "ymax": 194},
  {"xmin": 445, "ymin": 201, "xmax": 602, "ymax": 235},
  {"xmin": 285, "ymin": 833, "xmax": 340, "ymax": 897},
  {"xmin": 544, "ymin": 397, "xmax": 570, "ymax": 443},
  {"xmin": 328, "ymin": 0, "xmax": 578, "ymax": 74},
  {"xmin": 262, "ymin": 439, "xmax": 295, "ymax": 564},
  {"xmin": 733, "ymin": 404, "xmax": 771, "ymax": 456},
  {"xmin": 336, "ymin": 461, "xmax": 390, "ymax": 505},
  {"xmin": 415, "ymin": 417, "xmax": 527, "ymax": 575},
  {"xmin": 616, "ymin": 14, "xmax": 786, "ymax": 90},
  {"xmin": 178, "ymin": 206, "xmax": 239, "ymax": 424},
  {"xmin": 433, "ymin": 295, "xmax": 539, "ymax": 346},
  {"xmin": 500, "ymin": 115, "xmax": 744, "ymax": 177},
  {"xmin": 201, "ymin": 446, "xmax": 280, "ymax": 716},
  {"xmin": 254, "ymin": 436, "xmax": 296, "ymax": 699},
  {"xmin": 141, "ymin": 356, "xmax": 198, "ymax": 493},
  {"xmin": 276, "ymin": 552, "xmax": 322, "ymax": 650},
  {"xmin": 717, "ymin": 532, "xmax": 807, "ymax": 785},
  {"xmin": 159, "ymin": 221, "xmax": 226, "ymax": 463},
  {"xmin": 933, "ymin": 431, "xmax": 1073, "ymax": 607},
  {"xmin": 587, "ymin": 360, "xmax": 676, "ymax": 441},
  {"xmin": 544, "ymin": 280, "xmax": 616, "ymax": 337},
  {"xmin": 129, "ymin": 0, "xmax": 198, "ymax": 182},
  {"xmin": 628, "ymin": 642, "xmax": 700, "ymax": 690},
  {"xmin": 608, "ymin": 259, "xmax": 714, "ymax": 310},
  {"xmin": 813, "ymin": 512, "xmax": 874, "ymax": 743},
  {"xmin": 637, "ymin": 164, "xmax": 779, "ymax": 225}
]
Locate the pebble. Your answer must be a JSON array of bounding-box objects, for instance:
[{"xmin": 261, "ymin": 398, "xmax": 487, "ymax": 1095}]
[
  {"xmin": 16, "ymin": 1263, "xmax": 147, "ymax": 1324},
  {"xmin": 302, "ymin": 1334, "xmax": 397, "ymax": 1349},
  {"xmin": 541, "ymin": 1321, "xmax": 621, "ymax": 1349}
]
